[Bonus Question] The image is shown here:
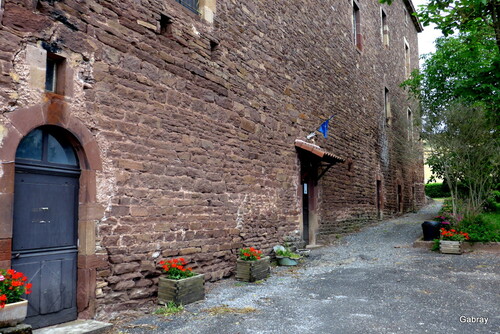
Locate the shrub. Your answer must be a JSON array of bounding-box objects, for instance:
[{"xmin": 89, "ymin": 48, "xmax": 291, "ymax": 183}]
[
  {"xmin": 458, "ymin": 214, "xmax": 500, "ymax": 242},
  {"xmin": 484, "ymin": 190, "xmax": 500, "ymax": 212},
  {"xmin": 425, "ymin": 183, "xmax": 451, "ymax": 198}
]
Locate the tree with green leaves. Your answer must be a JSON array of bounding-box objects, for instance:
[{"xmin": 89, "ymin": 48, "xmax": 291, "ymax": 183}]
[
  {"xmin": 380, "ymin": 0, "xmax": 500, "ymax": 52},
  {"xmin": 403, "ymin": 28, "xmax": 500, "ymax": 215}
]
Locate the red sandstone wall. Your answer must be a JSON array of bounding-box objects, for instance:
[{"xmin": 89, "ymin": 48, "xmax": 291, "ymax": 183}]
[{"xmin": 0, "ymin": 0, "xmax": 424, "ymax": 317}]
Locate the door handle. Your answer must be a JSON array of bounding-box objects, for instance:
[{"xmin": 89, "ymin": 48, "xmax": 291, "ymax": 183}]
[{"xmin": 14, "ymin": 253, "xmax": 20, "ymax": 259}]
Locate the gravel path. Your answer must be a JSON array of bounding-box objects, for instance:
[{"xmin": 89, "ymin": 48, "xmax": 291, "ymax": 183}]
[{"xmin": 112, "ymin": 201, "xmax": 500, "ymax": 334}]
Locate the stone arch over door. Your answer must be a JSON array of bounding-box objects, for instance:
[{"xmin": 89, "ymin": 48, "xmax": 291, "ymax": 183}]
[{"xmin": 0, "ymin": 96, "xmax": 103, "ymax": 318}]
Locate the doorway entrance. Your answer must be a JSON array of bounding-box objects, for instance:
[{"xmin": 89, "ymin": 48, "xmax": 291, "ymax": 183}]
[
  {"xmin": 397, "ymin": 184, "xmax": 403, "ymax": 213},
  {"xmin": 376, "ymin": 180, "xmax": 382, "ymax": 219},
  {"xmin": 12, "ymin": 126, "xmax": 80, "ymax": 329},
  {"xmin": 300, "ymin": 156, "xmax": 318, "ymax": 245}
]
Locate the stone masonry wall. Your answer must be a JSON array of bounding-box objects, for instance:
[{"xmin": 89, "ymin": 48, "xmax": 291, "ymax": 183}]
[{"xmin": 0, "ymin": 0, "xmax": 424, "ymax": 318}]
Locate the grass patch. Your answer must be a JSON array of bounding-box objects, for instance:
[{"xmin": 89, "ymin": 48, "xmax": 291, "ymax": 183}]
[
  {"xmin": 154, "ymin": 301, "xmax": 184, "ymax": 316},
  {"xmin": 201, "ymin": 305, "xmax": 257, "ymax": 316}
]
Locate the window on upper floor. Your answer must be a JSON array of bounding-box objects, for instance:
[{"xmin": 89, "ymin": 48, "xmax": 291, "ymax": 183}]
[
  {"xmin": 407, "ymin": 108, "xmax": 413, "ymax": 141},
  {"xmin": 404, "ymin": 39, "xmax": 411, "ymax": 78},
  {"xmin": 353, "ymin": 1, "xmax": 362, "ymax": 51},
  {"xmin": 381, "ymin": 9, "xmax": 389, "ymax": 46},
  {"xmin": 175, "ymin": 0, "xmax": 199, "ymax": 14},
  {"xmin": 384, "ymin": 87, "xmax": 391, "ymax": 126},
  {"xmin": 45, "ymin": 53, "xmax": 66, "ymax": 95}
]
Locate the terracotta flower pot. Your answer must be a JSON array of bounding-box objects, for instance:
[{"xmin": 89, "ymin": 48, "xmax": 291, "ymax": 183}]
[
  {"xmin": 0, "ymin": 299, "xmax": 28, "ymax": 328},
  {"xmin": 158, "ymin": 274, "xmax": 205, "ymax": 306}
]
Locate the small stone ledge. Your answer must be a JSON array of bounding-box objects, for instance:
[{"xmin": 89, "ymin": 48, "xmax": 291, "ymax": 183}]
[
  {"xmin": 32, "ymin": 320, "xmax": 112, "ymax": 334},
  {"xmin": 0, "ymin": 324, "xmax": 32, "ymax": 334},
  {"xmin": 413, "ymin": 238, "xmax": 500, "ymax": 252}
]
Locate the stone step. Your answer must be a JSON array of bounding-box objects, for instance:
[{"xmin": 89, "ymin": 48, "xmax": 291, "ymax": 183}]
[{"xmin": 32, "ymin": 320, "xmax": 112, "ymax": 334}]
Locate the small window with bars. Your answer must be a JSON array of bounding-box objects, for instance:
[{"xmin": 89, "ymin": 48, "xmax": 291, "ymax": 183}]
[{"xmin": 175, "ymin": 0, "xmax": 199, "ymax": 14}]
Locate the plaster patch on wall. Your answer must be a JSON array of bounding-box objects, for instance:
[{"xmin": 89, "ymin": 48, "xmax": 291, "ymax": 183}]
[{"xmin": 0, "ymin": 124, "xmax": 7, "ymax": 145}]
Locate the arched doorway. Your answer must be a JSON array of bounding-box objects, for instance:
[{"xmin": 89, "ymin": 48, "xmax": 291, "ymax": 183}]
[{"xmin": 12, "ymin": 126, "xmax": 80, "ymax": 329}]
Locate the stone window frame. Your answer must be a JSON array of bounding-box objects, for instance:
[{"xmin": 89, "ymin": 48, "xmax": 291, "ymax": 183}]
[
  {"xmin": 380, "ymin": 8, "xmax": 389, "ymax": 47},
  {"xmin": 198, "ymin": 0, "xmax": 215, "ymax": 23},
  {"xmin": 404, "ymin": 37, "xmax": 411, "ymax": 78},
  {"xmin": 169, "ymin": 0, "xmax": 215, "ymax": 24},
  {"xmin": 0, "ymin": 0, "xmax": 4, "ymax": 22},
  {"xmin": 352, "ymin": 0, "xmax": 362, "ymax": 51}
]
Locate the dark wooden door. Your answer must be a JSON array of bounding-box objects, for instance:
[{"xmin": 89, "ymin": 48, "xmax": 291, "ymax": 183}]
[
  {"xmin": 397, "ymin": 184, "xmax": 403, "ymax": 213},
  {"xmin": 302, "ymin": 182, "xmax": 310, "ymax": 244},
  {"xmin": 376, "ymin": 180, "xmax": 382, "ymax": 219},
  {"xmin": 12, "ymin": 126, "xmax": 80, "ymax": 329},
  {"xmin": 12, "ymin": 169, "xmax": 79, "ymax": 329}
]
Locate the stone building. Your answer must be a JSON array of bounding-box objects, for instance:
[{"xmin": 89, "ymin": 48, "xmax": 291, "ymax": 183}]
[{"xmin": 0, "ymin": 0, "xmax": 424, "ymax": 327}]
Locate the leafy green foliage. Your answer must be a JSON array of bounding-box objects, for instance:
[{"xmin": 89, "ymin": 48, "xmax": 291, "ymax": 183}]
[
  {"xmin": 484, "ymin": 189, "xmax": 500, "ymax": 212},
  {"xmin": 275, "ymin": 249, "xmax": 301, "ymax": 259},
  {"xmin": 406, "ymin": 31, "xmax": 500, "ymax": 125},
  {"xmin": 425, "ymin": 183, "xmax": 451, "ymax": 198},
  {"xmin": 154, "ymin": 301, "xmax": 184, "ymax": 315},
  {"xmin": 431, "ymin": 239, "xmax": 441, "ymax": 251},
  {"xmin": 379, "ymin": 0, "xmax": 500, "ymax": 52},
  {"xmin": 458, "ymin": 213, "xmax": 500, "ymax": 242}
]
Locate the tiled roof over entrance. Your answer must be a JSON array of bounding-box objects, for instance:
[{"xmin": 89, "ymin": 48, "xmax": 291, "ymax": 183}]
[{"xmin": 294, "ymin": 139, "xmax": 345, "ymax": 164}]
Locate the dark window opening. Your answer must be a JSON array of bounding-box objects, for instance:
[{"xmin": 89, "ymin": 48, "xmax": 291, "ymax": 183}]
[
  {"xmin": 160, "ymin": 14, "xmax": 173, "ymax": 36},
  {"xmin": 175, "ymin": 0, "xmax": 199, "ymax": 14},
  {"xmin": 210, "ymin": 40, "xmax": 220, "ymax": 60},
  {"xmin": 45, "ymin": 58, "xmax": 57, "ymax": 92},
  {"xmin": 384, "ymin": 87, "xmax": 391, "ymax": 125},
  {"xmin": 381, "ymin": 10, "xmax": 389, "ymax": 46},
  {"xmin": 16, "ymin": 126, "xmax": 79, "ymax": 168},
  {"xmin": 407, "ymin": 108, "xmax": 413, "ymax": 141},
  {"xmin": 353, "ymin": 1, "xmax": 362, "ymax": 50},
  {"xmin": 404, "ymin": 42, "xmax": 411, "ymax": 78},
  {"xmin": 45, "ymin": 53, "xmax": 65, "ymax": 95}
]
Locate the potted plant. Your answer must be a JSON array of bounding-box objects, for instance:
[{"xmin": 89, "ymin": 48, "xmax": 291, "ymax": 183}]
[
  {"xmin": 157, "ymin": 258, "xmax": 204, "ymax": 306},
  {"xmin": 0, "ymin": 269, "xmax": 32, "ymax": 328},
  {"xmin": 235, "ymin": 247, "xmax": 270, "ymax": 282},
  {"xmin": 439, "ymin": 228, "xmax": 470, "ymax": 254},
  {"xmin": 274, "ymin": 245, "xmax": 302, "ymax": 266}
]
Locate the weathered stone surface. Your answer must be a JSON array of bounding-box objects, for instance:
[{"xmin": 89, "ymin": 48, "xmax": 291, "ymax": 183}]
[{"xmin": 0, "ymin": 0, "xmax": 424, "ymax": 320}]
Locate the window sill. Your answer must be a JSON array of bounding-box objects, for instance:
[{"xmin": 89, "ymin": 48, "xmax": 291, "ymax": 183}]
[{"xmin": 44, "ymin": 92, "xmax": 65, "ymax": 101}]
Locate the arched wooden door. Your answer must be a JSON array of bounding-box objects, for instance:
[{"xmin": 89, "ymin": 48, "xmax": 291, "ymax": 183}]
[{"xmin": 12, "ymin": 126, "xmax": 80, "ymax": 329}]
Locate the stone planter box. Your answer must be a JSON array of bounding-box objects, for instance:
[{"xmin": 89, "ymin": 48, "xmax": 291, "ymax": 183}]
[
  {"xmin": 236, "ymin": 256, "xmax": 270, "ymax": 282},
  {"xmin": 0, "ymin": 299, "xmax": 28, "ymax": 328},
  {"xmin": 158, "ymin": 274, "xmax": 205, "ymax": 306},
  {"xmin": 440, "ymin": 240, "xmax": 463, "ymax": 254}
]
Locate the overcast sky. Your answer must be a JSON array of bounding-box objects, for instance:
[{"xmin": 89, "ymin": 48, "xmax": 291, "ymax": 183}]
[{"xmin": 412, "ymin": 0, "xmax": 442, "ymax": 57}]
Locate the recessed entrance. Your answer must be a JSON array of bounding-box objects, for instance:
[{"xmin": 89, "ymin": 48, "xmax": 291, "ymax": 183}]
[{"xmin": 12, "ymin": 126, "xmax": 80, "ymax": 329}]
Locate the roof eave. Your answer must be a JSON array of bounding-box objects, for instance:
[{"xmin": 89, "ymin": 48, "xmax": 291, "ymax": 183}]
[{"xmin": 403, "ymin": 0, "xmax": 424, "ymax": 33}]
